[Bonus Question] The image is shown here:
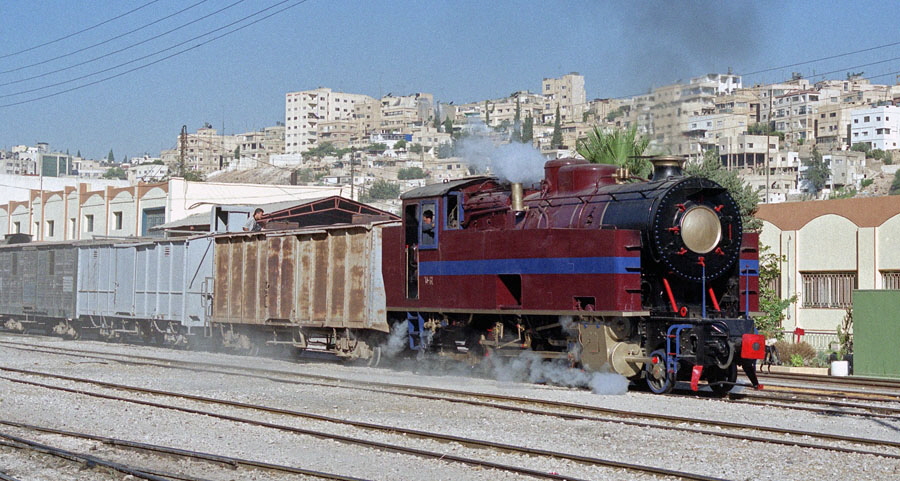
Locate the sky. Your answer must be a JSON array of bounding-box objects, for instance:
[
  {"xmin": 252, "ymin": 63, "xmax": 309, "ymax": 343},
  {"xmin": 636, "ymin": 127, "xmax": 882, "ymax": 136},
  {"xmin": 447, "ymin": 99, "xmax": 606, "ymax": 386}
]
[{"xmin": 1, "ymin": 0, "xmax": 900, "ymax": 161}]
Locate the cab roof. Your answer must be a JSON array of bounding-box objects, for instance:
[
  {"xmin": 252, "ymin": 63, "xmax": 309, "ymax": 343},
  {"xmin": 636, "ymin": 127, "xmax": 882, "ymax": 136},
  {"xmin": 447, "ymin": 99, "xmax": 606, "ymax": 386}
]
[{"xmin": 399, "ymin": 176, "xmax": 496, "ymax": 200}]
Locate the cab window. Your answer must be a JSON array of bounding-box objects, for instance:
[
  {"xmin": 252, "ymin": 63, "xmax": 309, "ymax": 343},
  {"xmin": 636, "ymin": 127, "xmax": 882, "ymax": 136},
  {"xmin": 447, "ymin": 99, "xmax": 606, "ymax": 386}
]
[
  {"xmin": 419, "ymin": 201, "xmax": 437, "ymax": 248},
  {"xmin": 445, "ymin": 193, "xmax": 462, "ymax": 230}
]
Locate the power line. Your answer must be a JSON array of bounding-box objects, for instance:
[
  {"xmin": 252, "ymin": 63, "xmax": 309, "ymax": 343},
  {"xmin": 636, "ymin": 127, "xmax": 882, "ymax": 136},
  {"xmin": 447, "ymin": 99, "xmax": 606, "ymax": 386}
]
[
  {"xmin": 0, "ymin": 0, "xmax": 215, "ymax": 77},
  {"xmin": 0, "ymin": 0, "xmax": 306, "ymax": 105},
  {"xmin": 740, "ymin": 40, "xmax": 900, "ymax": 77},
  {"xmin": 0, "ymin": 0, "xmax": 162, "ymax": 60},
  {"xmin": 0, "ymin": 0, "xmax": 250, "ymax": 94}
]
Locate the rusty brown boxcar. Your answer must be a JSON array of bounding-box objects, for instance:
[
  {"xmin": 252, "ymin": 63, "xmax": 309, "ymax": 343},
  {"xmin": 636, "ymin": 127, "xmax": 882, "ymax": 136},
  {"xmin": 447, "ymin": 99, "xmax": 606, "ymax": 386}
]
[{"xmin": 210, "ymin": 222, "xmax": 394, "ymax": 358}]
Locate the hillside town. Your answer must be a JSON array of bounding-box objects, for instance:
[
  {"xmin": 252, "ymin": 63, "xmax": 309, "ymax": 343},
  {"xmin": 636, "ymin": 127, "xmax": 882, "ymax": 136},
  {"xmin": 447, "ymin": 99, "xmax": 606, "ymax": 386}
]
[{"xmin": 5, "ymin": 71, "xmax": 900, "ymax": 220}]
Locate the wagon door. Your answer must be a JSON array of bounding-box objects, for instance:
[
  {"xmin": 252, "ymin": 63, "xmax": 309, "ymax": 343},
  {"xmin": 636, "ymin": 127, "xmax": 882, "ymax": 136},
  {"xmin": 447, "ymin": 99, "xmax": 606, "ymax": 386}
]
[
  {"xmin": 265, "ymin": 235, "xmax": 295, "ymax": 322},
  {"xmin": 113, "ymin": 245, "xmax": 136, "ymax": 316}
]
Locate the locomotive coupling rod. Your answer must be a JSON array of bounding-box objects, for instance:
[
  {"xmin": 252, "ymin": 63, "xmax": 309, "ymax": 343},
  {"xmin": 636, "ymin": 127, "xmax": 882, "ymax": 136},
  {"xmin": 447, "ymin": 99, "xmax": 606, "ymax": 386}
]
[{"xmin": 625, "ymin": 356, "xmax": 651, "ymax": 364}]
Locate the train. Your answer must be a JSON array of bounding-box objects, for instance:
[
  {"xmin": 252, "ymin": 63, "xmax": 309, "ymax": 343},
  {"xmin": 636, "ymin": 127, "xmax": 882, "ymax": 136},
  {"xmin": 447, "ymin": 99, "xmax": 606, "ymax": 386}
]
[{"xmin": 0, "ymin": 155, "xmax": 765, "ymax": 395}]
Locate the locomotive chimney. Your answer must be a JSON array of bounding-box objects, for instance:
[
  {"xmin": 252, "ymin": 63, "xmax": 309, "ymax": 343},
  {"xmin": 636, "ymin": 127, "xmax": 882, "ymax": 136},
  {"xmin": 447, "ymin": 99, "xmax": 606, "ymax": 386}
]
[
  {"xmin": 511, "ymin": 182, "xmax": 525, "ymax": 212},
  {"xmin": 649, "ymin": 155, "xmax": 685, "ymax": 180}
]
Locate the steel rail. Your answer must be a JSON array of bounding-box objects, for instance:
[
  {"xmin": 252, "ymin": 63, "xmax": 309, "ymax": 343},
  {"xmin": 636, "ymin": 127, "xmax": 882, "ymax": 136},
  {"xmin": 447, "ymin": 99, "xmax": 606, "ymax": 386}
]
[
  {"xmin": 0, "ymin": 366, "xmax": 727, "ymax": 481},
  {"xmin": 2, "ymin": 341, "xmax": 899, "ymax": 456},
  {"xmin": 730, "ymin": 391, "xmax": 900, "ymax": 417},
  {"xmin": 0, "ymin": 430, "xmax": 183, "ymax": 481},
  {"xmin": 755, "ymin": 371, "xmax": 900, "ymax": 392},
  {"xmin": 0, "ymin": 469, "xmax": 22, "ymax": 481},
  {"xmin": 0, "ymin": 420, "xmax": 369, "ymax": 481}
]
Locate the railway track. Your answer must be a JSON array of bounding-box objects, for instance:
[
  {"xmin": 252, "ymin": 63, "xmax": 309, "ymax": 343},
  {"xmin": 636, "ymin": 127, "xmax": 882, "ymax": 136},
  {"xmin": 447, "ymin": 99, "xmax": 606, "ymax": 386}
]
[
  {"xmin": 0, "ymin": 420, "xmax": 371, "ymax": 481},
  {"xmin": 0, "ymin": 362, "xmax": 728, "ymax": 480},
  {"xmin": 0, "ymin": 429, "xmax": 180, "ymax": 481},
  {"xmin": 1, "ymin": 339, "xmax": 899, "ymax": 464},
  {"xmin": 757, "ymin": 371, "xmax": 900, "ymax": 392},
  {"xmin": 5, "ymin": 337, "xmax": 900, "ymax": 418}
]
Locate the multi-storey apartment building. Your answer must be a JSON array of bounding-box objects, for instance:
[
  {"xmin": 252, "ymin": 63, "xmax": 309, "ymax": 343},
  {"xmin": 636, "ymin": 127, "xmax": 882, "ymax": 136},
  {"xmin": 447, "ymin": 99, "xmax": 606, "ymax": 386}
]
[
  {"xmin": 685, "ymin": 113, "xmax": 749, "ymax": 156},
  {"xmin": 744, "ymin": 77, "xmax": 811, "ymax": 126},
  {"xmin": 237, "ymin": 125, "xmax": 284, "ymax": 163},
  {"xmin": 284, "ymin": 88, "xmax": 375, "ymax": 154},
  {"xmin": 454, "ymin": 91, "xmax": 544, "ymax": 129},
  {"xmin": 410, "ymin": 126, "xmax": 451, "ymax": 159},
  {"xmin": 605, "ymin": 73, "xmax": 743, "ymax": 160},
  {"xmin": 850, "ymin": 105, "xmax": 900, "ymax": 150},
  {"xmin": 354, "ymin": 97, "xmax": 382, "ymax": 136},
  {"xmin": 542, "ymin": 73, "xmax": 586, "ymax": 123},
  {"xmin": 379, "ymin": 93, "xmax": 433, "ymax": 134},
  {"xmin": 770, "ymin": 88, "xmax": 842, "ymax": 147},
  {"xmin": 815, "ymin": 103, "xmax": 853, "ymax": 150},
  {"xmin": 160, "ymin": 125, "xmax": 238, "ymax": 175}
]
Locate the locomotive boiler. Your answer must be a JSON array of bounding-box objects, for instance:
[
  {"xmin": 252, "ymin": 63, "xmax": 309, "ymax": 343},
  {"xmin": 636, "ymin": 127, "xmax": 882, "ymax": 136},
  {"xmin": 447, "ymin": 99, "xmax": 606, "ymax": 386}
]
[{"xmin": 387, "ymin": 156, "xmax": 764, "ymax": 394}]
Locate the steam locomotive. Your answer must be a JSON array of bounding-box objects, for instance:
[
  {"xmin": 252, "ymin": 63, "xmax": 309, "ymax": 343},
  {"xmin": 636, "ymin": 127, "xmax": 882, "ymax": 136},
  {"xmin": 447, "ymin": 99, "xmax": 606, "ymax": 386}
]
[
  {"xmin": 0, "ymin": 155, "xmax": 764, "ymax": 395},
  {"xmin": 386, "ymin": 155, "xmax": 764, "ymax": 394}
]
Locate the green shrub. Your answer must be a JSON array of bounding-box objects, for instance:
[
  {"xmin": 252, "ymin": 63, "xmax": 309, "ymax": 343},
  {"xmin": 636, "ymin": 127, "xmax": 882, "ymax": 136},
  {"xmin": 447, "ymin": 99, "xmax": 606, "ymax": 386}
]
[
  {"xmin": 789, "ymin": 354, "xmax": 804, "ymax": 367},
  {"xmin": 774, "ymin": 340, "xmax": 817, "ymax": 365}
]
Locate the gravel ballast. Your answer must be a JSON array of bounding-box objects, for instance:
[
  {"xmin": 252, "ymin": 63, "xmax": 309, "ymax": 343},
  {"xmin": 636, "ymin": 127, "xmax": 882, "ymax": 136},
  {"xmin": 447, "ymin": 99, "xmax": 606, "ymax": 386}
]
[{"xmin": 0, "ymin": 334, "xmax": 898, "ymax": 480}]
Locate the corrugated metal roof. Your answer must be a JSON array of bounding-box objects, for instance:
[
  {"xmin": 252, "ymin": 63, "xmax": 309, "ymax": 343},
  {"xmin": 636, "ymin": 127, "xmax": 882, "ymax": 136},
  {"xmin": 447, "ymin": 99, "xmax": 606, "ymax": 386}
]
[
  {"xmin": 153, "ymin": 196, "xmax": 397, "ymax": 231},
  {"xmin": 399, "ymin": 176, "xmax": 495, "ymax": 200}
]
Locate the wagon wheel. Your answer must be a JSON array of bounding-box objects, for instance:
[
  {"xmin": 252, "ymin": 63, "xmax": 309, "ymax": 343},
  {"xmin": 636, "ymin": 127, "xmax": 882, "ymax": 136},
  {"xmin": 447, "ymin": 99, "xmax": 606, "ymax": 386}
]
[
  {"xmin": 706, "ymin": 362, "xmax": 737, "ymax": 397},
  {"xmin": 366, "ymin": 346, "xmax": 382, "ymax": 367},
  {"xmin": 645, "ymin": 349, "xmax": 676, "ymax": 394}
]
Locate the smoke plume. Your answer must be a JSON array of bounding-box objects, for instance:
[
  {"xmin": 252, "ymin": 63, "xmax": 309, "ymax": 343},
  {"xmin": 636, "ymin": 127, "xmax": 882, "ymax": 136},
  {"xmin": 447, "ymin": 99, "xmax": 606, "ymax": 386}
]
[{"xmin": 455, "ymin": 121, "xmax": 546, "ymax": 186}]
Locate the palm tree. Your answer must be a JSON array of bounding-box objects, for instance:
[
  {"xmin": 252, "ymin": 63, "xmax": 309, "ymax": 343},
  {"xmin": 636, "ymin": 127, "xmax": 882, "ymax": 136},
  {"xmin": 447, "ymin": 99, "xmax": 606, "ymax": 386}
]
[{"xmin": 575, "ymin": 125, "xmax": 652, "ymax": 178}]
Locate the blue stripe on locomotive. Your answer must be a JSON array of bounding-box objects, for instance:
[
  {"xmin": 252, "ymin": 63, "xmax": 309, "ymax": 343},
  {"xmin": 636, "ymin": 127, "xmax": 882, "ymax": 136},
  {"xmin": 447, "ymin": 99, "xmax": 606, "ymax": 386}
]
[
  {"xmin": 740, "ymin": 260, "xmax": 760, "ymax": 275},
  {"xmin": 419, "ymin": 256, "xmax": 641, "ymax": 276}
]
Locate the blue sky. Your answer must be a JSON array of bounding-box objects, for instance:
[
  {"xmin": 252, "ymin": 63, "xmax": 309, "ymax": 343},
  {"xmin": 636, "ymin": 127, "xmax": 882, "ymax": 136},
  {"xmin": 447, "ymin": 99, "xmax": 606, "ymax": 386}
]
[{"xmin": 0, "ymin": 0, "xmax": 898, "ymax": 161}]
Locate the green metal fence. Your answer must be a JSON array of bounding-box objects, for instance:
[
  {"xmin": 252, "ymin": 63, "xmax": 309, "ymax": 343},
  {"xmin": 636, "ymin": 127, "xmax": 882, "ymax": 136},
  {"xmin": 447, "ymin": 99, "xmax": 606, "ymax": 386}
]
[{"xmin": 852, "ymin": 290, "xmax": 900, "ymax": 379}]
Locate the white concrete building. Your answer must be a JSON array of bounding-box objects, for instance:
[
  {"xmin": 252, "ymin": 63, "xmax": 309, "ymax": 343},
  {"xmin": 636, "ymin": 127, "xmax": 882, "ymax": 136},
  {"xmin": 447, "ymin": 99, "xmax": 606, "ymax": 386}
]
[
  {"xmin": 757, "ymin": 197, "xmax": 900, "ymax": 335},
  {"xmin": 850, "ymin": 106, "xmax": 900, "ymax": 151},
  {"xmin": 284, "ymin": 88, "xmax": 375, "ymax": 154},
  {"xmin": 127, "ymin": 162, "xmax": 169, "ymax": 183},
  {"xmin": 0, "ymin": 179, "xmax": 349, "ymax": 241}
]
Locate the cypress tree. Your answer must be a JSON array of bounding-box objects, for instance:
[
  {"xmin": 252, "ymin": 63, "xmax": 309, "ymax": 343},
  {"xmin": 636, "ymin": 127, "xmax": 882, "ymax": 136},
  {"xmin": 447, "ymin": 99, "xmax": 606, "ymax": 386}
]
[
  {"xmin": 550, "ymin": 105, "xmax": 563, "ymax": 149},
  {"xmin": 522, "ymin": 116, "xmax": 534, "ymax": 143},
  {"xmin": 511, "ymin": 97, "xmax": 522, "ymax": 142}
]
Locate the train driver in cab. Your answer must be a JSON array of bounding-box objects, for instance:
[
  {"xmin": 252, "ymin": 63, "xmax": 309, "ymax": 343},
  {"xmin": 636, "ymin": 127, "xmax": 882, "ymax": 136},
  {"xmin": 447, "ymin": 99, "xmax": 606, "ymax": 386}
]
[{"xmin": 421, "ymin": 209, "xmax": 435, "ymax": 244}]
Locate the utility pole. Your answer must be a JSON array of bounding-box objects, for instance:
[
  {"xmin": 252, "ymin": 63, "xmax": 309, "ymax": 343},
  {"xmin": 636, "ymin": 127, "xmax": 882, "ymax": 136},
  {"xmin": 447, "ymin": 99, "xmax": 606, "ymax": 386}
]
[
  {"xmin": 765, "ymin": 133, "xmax": 770, "ymax": 204},
  {"xmin": 350, "ymin": 153, "xmax": 355, "ymax": 200},
  {"xmin": 179, "ymin": 125, "xmax": 187, "ymax": 177}
]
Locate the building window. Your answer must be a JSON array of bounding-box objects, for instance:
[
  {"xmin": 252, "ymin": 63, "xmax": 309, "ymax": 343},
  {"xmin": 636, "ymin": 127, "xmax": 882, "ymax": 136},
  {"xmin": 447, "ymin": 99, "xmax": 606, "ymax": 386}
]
[
  {"xmin": 13, "ymin": 221, "xmax": 20, "ymax": 233},
  {"xmin": 864, "ymin": 116, "xmax": 870, "ymax": 122},
  {"xmin": 883, "ymin": 271, "xmax": 900, "ymax": 290},
  {"xmin": 142, "ymin": 207, "xmax": 166, "ymax": 236},
  {"xmin": 46, "ymin": 220, "xmax": 54, "ymax": 237},
  {"xmin": 113, "ymin": 211, "xmax": 123, "ymax": 230},
  {"xmin": 801, "ymin": 272, "xmax": 857, "ymax": 308},
  {"xmin": 85, "ymin": 214, "xmax": 94, "ymax": 233}
]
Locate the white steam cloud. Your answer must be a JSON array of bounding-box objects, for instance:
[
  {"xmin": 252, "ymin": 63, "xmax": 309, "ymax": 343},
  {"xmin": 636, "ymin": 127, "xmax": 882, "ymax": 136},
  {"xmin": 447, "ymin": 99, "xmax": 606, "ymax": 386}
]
[
  {"xmin": 378, "ymin": 320, "xmax": 629, "ymax": 396},
  {"xmin": 488, "ymin": 350, "xmax": 629, "ymax": 395},
  {"xmin": 381, "ymin": 319, "xmax": 433, "ymax": 358},
  {"xmin": 382, "ymin": 320, "xmax": 410, "ymax": 358},
  {"xmin": 456, "ymin": 121, "xmax": 546, "ymax": 185}
]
